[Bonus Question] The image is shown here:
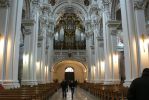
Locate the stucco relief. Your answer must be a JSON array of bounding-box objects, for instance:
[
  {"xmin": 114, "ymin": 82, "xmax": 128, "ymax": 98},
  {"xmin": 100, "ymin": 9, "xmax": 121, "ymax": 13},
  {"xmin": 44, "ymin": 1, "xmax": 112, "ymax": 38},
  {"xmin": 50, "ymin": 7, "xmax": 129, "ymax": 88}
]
[{"xmin": 0, "ymin": 0, "xmax": 10, "ymax": 7}]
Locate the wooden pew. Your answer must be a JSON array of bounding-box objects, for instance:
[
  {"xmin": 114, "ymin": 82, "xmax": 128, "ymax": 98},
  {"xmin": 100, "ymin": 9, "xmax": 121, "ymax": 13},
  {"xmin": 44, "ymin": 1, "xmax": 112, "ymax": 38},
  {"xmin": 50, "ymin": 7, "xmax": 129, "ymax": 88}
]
[
  {"xmin": 0, "ymin": 83, "xmax": 60, "ymax": 100},
  {"xmin": 79, "ymin": 83, "xmax": 128, "ymax": 100}
]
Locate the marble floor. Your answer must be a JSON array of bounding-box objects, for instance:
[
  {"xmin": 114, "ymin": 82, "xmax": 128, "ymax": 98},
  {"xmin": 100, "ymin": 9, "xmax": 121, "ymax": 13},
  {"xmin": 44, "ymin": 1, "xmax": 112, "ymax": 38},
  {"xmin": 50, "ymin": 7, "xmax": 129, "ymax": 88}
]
[{"xmin": 49, "ymin": 87, "xmax": 99, "ymax": 100}]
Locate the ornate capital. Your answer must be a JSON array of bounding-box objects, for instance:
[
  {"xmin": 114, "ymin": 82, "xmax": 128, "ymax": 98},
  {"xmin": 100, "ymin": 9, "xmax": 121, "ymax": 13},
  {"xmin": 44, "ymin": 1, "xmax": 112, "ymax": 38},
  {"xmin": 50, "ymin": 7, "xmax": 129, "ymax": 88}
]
[
  {"xmin": 102, "ymin": 0, "xmax": 111, "ymax": 5},
  {"xmin": 85, "ymin": 20, "xmax": 93, "ymax": 34},
  {"xmin": 40, "ymin": 4, "xmax": 51, "ymax": 14},
  {"xmin": 0, "ymin": 0, "xmax": 10, "ymax": 8},
  {"xmin": 93, "ymin": 19, "xmax": 100, "ymax": 27},
  {"xmin": 97, "ymin": 36, "xmax": 103, "ymax": 41},
  {"xmin": 134, "ymin": 1, "xmax": 145, "ymax": 10},
  {"xmin": 21, "ymin": 19, "xmax": 35, "ymax": 35},
  {"xmin": 24, "ymin": 29, "xmax": 32, "ymax": 35},
  {"xmin": 47, "ymin": 31, "xmax": 54, "ymax": 38},
  {"xmin": 89, "ymin": 4, "xmax": 100, "ymax": 14},
  {"xmin": 40, "ymin": 16, "xmax": 48, "ymax": 25},
  {"xmin": 102, "ymin": 0, "xmax": 111, "ymax": 10},
  {"xmin": 22, "ymin": 19, "xmax": 35, "ymax": 26},
  {"xmin": 107, "ymin": 20, "xmax": 120, "ymax": 28},
  {"xmin": 107, "ymin": 20, "xmax": 120, "ymax": 35},
  {"xmin": 86, "ymin": 31, "xmax": 93, "ymax": 38}
]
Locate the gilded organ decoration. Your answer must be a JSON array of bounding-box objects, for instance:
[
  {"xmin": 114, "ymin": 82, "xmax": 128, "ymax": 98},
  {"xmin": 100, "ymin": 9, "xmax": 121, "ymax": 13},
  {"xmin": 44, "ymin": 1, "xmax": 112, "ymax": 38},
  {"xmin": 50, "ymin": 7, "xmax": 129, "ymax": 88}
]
[{"xmin": 54, "ymin": 13, "xmax": 86, "ymax": 50}]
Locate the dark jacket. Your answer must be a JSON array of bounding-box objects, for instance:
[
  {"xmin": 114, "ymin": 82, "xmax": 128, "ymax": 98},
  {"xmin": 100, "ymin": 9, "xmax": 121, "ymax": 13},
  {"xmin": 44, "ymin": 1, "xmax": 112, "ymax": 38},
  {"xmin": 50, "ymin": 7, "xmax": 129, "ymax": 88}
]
[
  {"xmin": 127, "ymin": 68, "xmax": 149, "ymax": 100},
  {"xmin": 61, "ymin": 81, "xmax": 68, "ymax": 90},
  {"xmin": 69, "ymin": 81, "xmax": 75, "ymax": 89}
]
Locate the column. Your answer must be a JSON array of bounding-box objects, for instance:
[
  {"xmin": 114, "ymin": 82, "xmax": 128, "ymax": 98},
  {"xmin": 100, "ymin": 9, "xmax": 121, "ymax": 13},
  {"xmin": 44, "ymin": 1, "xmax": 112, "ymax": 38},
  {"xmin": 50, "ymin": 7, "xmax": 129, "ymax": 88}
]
[
  {"xmin": 108, "ymin": 20, "xmax": 121, "ymax": 83},
  {"xmin": 85, "ymin": 20, "xmax": 93, "ymax": 82},
  {"xmin": 36, "ymin": 40, "xmax": 42, "ymax": 83},
  {"xmin": 37, "ymin": 33, "xmax": 46, "ymax": 83},
  {"xmin": 21, "ymin": 2, "xmax": 40, "ymax": 85},
  {"xmin": 0, "ymin": 0, "xmax": 23, "ymax": 89},
  {"xmin": 90, "ymin": 45, "xmax": 95, "ymax": 82},
  {"xmin": 30, "ymin": 1, "xmax": 40, "ymax": 85},
  {"xmin": 44, "ymin": 49, "xmax": 48, "ymax": 83},
  {"xmin": 47, "ymin": 36, "xmax": 54, "ymax": 82},
  {"xmin": 0, "ymin": 0, "xmax": 9, "ymax": 85},
  {"xmin": 102, "ymin": 1, "xmax": 113, "ymax": 84},
  {"xmin": 134, "ymin": 0, "xmax": 149, "ymax": 74},
  {"xmin": 93, "ymin": 24, "xmax": 100, "ymax": 83},
  {"xmin": 86, "ymin": 35, "xmax": 93, "ymax": 82},
  {"xmin": 120, "ymin": 0, "xmax": 139, "ymax": 86},
  {"xmin": 36, "ymin": 16, "xmax": 47, "ymax": 83},
  {"xmin": 97, "ymin": 37, "xmax": 105, "ymax": 83},
  {"xmin": 47, "ymin": 18, "xmax": 54, "ymax": 82},
  {"xmin": 21, "ymin": 19, "xmax": 36, "ymax": 85}
]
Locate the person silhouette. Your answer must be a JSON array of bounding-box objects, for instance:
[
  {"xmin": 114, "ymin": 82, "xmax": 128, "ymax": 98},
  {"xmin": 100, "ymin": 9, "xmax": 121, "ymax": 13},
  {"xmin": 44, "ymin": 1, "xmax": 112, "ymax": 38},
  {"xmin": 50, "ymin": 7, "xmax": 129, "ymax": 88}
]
[
  {"xmin": 127, "ymin": 68, "xmax": 149, "ymax": 100},
  {"xmin": 61, "ymin": 80, "xmax": 68, "ymax": 98},
  {"xmin": 69, "ymin": 80, "xmax": 76, "ymax": 99}
]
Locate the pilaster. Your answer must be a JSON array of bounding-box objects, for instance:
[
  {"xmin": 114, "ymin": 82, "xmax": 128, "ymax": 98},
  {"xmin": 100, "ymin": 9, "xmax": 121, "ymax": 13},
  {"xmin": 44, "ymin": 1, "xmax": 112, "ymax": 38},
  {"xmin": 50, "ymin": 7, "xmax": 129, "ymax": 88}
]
[
  {"xmin": 120, "ymin": 0, "xmax": 139, "ymax": 87},
  {"xmin": 102, "ymin": 1, "xmax": 113, "ymax": 84},
  {"xmin": 21, "ymin": 19, "xmax": 38, "ymax": 86},
  {"xmin": 36, "ymin": 14, "xmax": 48, "ymax": 83},
  {"xmin": 108, "ymin": 20, "xmax": 121, "ymax": 84},
  {"xmin": 0, "ymin": 0, "xmax": 23, "ymax": 88},
  {"xmin": 47, "ymin": 33, "xmax": 54, "ymax": 82},
  {"xmin": 92, "ymin": 22, "xmax": 100, "ymax": 83},
  {"xmin": 90, "ymin": 45, "xmax": 95, "ymax": 82},
  {"xmin": 134, "ymin": 0, "xmax": 149, "ymax": 75},
  {"xmin": 86, "ymin": 33, "xmax": 93, "ymax": 82},
  {"xmin": 85, "ymin": 19, "xmax": 93, "ymax": 82},
  {"xmin": 0, "ymin": 0, "xmax": 10, "ymax": 85},
  {"xmin": 97, "ymin": 36, "xmax": 105, "ymax": 83}
]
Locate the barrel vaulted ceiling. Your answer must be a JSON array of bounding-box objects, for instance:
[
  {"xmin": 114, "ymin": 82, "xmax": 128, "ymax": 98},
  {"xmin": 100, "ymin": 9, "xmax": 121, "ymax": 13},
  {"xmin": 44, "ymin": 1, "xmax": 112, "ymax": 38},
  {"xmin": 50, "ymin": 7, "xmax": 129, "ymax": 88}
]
[{"xmin": 50, "ymin": 0, "xmax": 90, "ymax": 23}]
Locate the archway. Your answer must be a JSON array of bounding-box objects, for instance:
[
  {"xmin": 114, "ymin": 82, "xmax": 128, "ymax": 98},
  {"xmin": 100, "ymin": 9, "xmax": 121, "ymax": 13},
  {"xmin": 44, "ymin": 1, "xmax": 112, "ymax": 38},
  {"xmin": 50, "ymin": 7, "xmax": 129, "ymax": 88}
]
[{"xmin": 53, "ymin": 60, "xmax": 87, "ymax": 83}]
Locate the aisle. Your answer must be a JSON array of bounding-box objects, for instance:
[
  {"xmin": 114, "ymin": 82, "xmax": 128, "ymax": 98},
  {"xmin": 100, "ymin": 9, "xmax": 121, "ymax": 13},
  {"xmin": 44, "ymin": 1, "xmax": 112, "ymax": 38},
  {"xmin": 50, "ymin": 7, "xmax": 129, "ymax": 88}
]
[{"xmin": 49, "ymin": 87, "xmax": 99, "ymax": 100}]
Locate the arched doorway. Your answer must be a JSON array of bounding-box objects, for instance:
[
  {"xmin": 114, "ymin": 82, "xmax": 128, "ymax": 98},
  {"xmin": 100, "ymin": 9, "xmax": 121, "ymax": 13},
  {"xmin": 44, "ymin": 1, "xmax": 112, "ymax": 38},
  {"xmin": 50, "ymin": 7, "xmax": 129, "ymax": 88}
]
[
  {"xmin": 53, "ymin": 60, "xmax": 87, "ymax": 83},
  {"xmin": 65, "ymin": 67, "xmax": 74, "ymax": 81}
]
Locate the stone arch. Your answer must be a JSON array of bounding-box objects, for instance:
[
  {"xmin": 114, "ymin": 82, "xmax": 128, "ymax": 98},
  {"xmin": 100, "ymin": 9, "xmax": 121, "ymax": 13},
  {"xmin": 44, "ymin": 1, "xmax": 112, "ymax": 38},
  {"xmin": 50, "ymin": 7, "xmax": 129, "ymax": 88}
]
[
  {"xmin": 52, "ymin": 2, "xmax": 88, "ymax": 21},
  {"xmin": 52, "ymin": 59, "xmax": 87, "ymax": 83}
]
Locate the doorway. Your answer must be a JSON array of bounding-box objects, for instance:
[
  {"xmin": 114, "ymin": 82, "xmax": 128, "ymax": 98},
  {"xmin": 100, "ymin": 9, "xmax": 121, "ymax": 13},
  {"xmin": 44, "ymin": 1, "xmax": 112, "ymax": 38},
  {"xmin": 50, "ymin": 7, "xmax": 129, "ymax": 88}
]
[{"xmin": 65, "ymin": 67, "xmax": 74, "ymax": 81}]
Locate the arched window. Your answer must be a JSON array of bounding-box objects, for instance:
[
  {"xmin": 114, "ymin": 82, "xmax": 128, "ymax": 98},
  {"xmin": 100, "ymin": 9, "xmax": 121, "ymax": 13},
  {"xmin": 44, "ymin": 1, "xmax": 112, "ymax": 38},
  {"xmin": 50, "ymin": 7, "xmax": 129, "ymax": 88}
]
[{"xmin": 65, "ymin": 67, "xmax": 74, "ymax": 72}]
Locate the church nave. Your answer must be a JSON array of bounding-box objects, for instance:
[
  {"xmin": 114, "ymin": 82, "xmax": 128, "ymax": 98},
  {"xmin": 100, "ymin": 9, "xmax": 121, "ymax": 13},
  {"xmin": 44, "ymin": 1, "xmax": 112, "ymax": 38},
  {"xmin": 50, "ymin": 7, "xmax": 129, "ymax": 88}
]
[
  {"xmin": 49, "ymin": 87, "xmax": 98, "ymax": 100},
  {"xmin": 0, "ymin": 0, "xmax": 149, "ymax": 100}
]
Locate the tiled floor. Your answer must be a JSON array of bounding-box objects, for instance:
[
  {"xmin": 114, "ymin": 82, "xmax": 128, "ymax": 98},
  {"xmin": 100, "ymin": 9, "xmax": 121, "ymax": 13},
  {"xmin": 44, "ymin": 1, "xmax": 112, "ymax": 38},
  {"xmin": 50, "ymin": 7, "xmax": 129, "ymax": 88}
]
[{"xmin": 49, "ymin": 87, "xmax": 99, "ymax": 100}]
